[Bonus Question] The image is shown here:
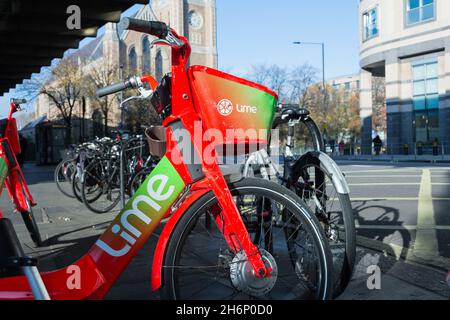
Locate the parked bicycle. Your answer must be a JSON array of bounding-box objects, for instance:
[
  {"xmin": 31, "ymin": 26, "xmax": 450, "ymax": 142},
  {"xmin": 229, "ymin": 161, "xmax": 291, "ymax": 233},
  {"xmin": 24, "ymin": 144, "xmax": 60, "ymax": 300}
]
[
  {"xmin": 243, "ymin": 105, "xmax": 355, "ymax": 297},
  {"xmin": 55, "ymin": 133, "xmax": 153, "ymax": 214},
  {"xmin": 0, "ymin": 18, "xmax": 333, "ymax": 300}
]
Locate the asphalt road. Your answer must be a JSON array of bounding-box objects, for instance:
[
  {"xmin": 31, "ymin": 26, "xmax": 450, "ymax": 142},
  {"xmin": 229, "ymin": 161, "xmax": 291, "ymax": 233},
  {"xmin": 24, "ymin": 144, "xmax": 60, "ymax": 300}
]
[{"xmin": 0, "ymin": 161, "xmax": 449, "ymax": 300}]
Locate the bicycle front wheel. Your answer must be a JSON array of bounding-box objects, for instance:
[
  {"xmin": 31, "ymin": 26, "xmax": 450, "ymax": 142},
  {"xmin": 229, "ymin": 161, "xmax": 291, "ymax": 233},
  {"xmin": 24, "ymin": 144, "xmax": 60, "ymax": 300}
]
[
  {"xmin": 292, "ymin": 154, "xmax": 355, "ymax": 297},
  {"xmin": 54, "ymin": 159, "xmax": 76, "ymax": 198},
  {"xmin": 161, "ymin": 178, "xmax": 333, "ymax": 300}
]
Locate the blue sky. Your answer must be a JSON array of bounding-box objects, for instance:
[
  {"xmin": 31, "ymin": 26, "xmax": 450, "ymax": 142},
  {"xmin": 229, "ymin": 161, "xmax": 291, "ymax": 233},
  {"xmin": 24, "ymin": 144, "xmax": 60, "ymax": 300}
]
[
  {"xmin": 216, "ymin": 0, "xmax": 360, "ymax": 78},
  {"xmin": 1, "ymin": 1, "xmax": 360, "ymax": 117}
]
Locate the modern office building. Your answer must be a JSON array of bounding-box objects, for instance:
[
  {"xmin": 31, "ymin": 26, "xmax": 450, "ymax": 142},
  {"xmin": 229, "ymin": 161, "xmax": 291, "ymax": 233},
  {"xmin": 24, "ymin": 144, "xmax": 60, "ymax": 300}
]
[
  {"xmin": 359, "ymin": 0, "xmax": 450, "ymax": 154},
  {"xmin": 329, "ymin": 74, "xmax": 361, "ymax": 92}
]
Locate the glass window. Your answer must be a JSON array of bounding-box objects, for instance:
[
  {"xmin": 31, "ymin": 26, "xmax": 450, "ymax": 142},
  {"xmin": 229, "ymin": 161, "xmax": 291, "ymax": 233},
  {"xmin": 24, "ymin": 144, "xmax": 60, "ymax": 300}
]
[
  {"xmin": 142, "ymin": 37, "xmax": 151, "ymax": 74},
  {"xmin": 155, "ymin": 50, "xmax": 163, "ymax": 80},
  {"xmin": 413, "ymin": 80, "xmax": 425, "ymax": 96},
  {"xmin": 426, "ymin": 79, "xmax": 438, "ymax": 95},
  {"xmin": 426, "ymin": 94, "xmax": 439, "ymax": 109},
  {"xmin": 413, "ymin": 64, "xmax": 425, "ymax": 80},
  {"xmin": 128, "ymin": 47, "xmax": 137, "ymax": 74},
  {"xmin": 426, "ymin": 62, "xmax": 438, "ymax": 78},
  {"xmin": 406, "ymin": 0, "xmax": 435, "ymax": 25},
  {"xmin": 412, "ymin": 61, "xmax": 439, "ymax": 142},
  {"xmin": 363, "ymin": 8, "xmax": 378, "ymax": 40}
]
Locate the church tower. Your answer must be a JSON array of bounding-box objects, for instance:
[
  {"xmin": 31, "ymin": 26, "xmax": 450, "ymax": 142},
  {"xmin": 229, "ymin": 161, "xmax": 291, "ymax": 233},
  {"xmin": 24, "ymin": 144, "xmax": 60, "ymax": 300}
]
[
  {"xmin": 152, "ymin": 0, "xmax": 218, "ymax": 68},
  {"xmin": 103, "ymin": 22, "xmax": 120, "ymax": 66}
]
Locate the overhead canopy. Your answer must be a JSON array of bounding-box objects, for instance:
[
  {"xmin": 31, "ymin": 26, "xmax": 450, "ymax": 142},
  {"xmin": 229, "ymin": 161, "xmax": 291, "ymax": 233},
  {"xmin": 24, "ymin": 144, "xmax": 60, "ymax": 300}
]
[{"xmin": 0, "ymin": 0, "xmax": 147, "ymax": 94}]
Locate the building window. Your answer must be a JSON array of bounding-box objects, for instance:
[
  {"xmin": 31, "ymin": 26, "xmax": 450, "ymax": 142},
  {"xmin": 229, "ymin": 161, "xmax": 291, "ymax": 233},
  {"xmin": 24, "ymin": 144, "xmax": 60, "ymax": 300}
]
[
  {"xmin": 406, "ymin": 0, "xmax": 435, "ymax": 26},
  {"xmin": 412, "ymin": 61, "xmax": 439, "ymax": 142},
  {"xmin": 128, "ymin": 47, "xmax": 137, "ymax": 74},
  {"xmin": 363, "ymin": 8, "xmax": 378, "ymax": 41},
  {"xmin": 155, "ymin": 50, "xmax": 163, "ymax": 80},
  {"xmin": 142, "ymin": 37, "xmax": 151, "ymax": 74}
]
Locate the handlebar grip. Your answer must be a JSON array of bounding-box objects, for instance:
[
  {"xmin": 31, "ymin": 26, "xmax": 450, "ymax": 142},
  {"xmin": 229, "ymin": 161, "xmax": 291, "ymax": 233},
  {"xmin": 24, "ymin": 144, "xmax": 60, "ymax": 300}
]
[
  {"xmin": 120, "ymin": 17, "xmax": 169, "ymax": 39},
  {"xmin": 11, "ymin": 98, "xmax": 27, "ymax": 105},
  {"xmin": 96, "ymin": 81, "xmax": 130, "ymax": 98}
]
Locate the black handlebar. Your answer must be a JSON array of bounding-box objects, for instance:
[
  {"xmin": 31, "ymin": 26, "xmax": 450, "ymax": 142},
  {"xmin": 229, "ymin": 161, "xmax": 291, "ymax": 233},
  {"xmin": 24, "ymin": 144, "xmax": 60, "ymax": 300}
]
[
  {"xmin": 96, "ymin": 81, "xmax": 131, "ymax": 98},
  {"xmin": 120, "ymin": 17, "xmax": 169, "ymax": 39},
  {"xmin": 11, "ymin": 98, "xmax": 27, "ymax": 105}
]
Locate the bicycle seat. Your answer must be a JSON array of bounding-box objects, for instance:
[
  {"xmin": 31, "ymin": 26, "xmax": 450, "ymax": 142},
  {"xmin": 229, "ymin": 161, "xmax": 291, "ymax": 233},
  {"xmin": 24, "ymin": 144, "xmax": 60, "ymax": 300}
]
[{"xmin": 280, "ymin": 106, "xmax": 309, "ymax": 119}]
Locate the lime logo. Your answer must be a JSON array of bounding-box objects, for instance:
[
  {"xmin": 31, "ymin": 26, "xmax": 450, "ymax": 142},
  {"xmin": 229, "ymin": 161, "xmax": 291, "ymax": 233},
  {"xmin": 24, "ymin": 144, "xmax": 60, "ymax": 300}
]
[
  {"xmin": 95, "ymin": 174, "xmax": 175, "ymax": 257},
  {"xmin": 217, "ymin": 99, "xmax": 233, "ymax": 116},
  {"xmin": 94, "ymin": 157, "xmax": 185, "ymax": 258},
  {"xmin": 217, "ymin": 99, "xmax": 258, "ymax": 116}
]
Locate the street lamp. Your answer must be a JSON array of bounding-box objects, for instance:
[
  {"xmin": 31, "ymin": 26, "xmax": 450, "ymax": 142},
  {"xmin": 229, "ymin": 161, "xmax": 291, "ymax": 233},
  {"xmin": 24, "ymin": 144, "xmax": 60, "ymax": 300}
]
[
  {"xmin": 293, "ymin": 41, "xmax": 325, "ymax": 94},
  {"xmin": 293, "ymin": 41, "xmax": 327, "ymax": 144}
]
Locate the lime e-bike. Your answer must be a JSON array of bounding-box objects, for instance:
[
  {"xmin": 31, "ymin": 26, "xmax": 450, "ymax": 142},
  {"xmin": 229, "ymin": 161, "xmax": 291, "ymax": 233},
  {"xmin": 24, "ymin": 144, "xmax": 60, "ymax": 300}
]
[{"xmin": 0, "ymin": 18, "xmax": 333, "ymax": 300}]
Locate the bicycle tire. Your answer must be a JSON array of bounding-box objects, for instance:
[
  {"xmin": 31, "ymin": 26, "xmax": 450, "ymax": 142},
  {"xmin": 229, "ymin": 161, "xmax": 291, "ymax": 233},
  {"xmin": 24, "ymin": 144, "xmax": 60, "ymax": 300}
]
[
  {"xmin": 292, "ymin": 154, "xmax": 355, "ymax": 297},
  {"xmin": 19, "ymin": 185, "xmax": 43, "ymax": 247},
  {"xmin": 81, "ymin": 159, "xmax": 120, "ymax": 214},
  {"xmin": 54, "ymin": 159, "xmax": 76, "ymax": 198},
  {"xmin": 161, "ymin": 178, "xmax": 333, "ymax": 300}
]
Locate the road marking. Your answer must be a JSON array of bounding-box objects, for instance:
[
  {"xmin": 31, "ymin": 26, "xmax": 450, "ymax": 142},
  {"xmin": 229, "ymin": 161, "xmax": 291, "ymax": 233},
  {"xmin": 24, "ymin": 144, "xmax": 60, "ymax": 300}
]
[
  {"xmin": 413, "ymin": 169, "xmax": 439, "ymax": 260},
  {"xmin": 345, "ymin": 175, "xmax": 423, "ymax": 178},
  {"xmin": 347, "ymin": 183, "xmax": 421, "ymax": 186},
  {"xmin": 345, "ymin": 175, "xmax": 450, "ymax": 178},
  {"xmin": 350, "ymin": 197, "xmax": 419, "ymax": 201},
  {"xmin": 355, "ymin": 224, "xmax": 450, "ymax": 230},
  {"xmin": 345, "ymin": 182, "xmax": 450, "ymax": 186},
  {"xmin": 347, "ymin": 197, "xmax": 450, "ymax": 201},
  {"xmin": 345, "ymin": 169, "xmax": 422, "ymax": 174}
]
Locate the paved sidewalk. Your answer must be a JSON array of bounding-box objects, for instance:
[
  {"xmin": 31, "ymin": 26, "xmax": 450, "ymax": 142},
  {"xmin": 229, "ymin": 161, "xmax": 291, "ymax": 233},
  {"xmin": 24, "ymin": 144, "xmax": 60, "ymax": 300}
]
[{"xmin": 1, "ymin": 163, "xmax": 448, "ymax": 299}]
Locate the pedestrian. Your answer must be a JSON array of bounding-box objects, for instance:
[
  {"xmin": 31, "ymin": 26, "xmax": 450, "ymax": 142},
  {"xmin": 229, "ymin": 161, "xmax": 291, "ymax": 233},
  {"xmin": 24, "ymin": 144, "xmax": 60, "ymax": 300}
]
[
  {"xmin": 432, "ymin": 138, "xmax": 439, "ymax": 156},
  {"xmin": 372, "ymin": 135, "xmax": 382, "ymax": 156},
  {"xmin": 17, "ymin": 133, "xmax": 27, "ymax": 167},
  {"xmin": 339, "ymin": 140, "xmax": 345, "ymax": 156}
]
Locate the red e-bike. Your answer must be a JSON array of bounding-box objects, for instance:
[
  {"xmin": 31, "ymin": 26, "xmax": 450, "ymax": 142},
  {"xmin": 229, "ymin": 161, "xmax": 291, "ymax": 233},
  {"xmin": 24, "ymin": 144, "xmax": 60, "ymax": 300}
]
[
  {"xmin": 0, "ymin": 18, "xmax": 333, "ymax": 300},
  {"xmin": 0, "ymin": 99, "xmax": 42, "ymax": 247}
]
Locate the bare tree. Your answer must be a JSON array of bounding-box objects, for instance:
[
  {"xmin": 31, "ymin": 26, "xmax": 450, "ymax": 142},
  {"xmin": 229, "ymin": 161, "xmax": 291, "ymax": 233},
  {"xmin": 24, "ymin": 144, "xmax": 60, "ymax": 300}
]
[
  {"xmin": 248, "ymin": 64, "xmax": 289, "ymax": 101},
  {"xmin": 40, "ymin": 59, "xmax": 85, "ymax": 145},
  {"xmin": 85, "ymin": 59, "xmax": 120, "ymax": 135},
  {"xmin": 287, "ymin": 64, "xmax": 317, "ymax": 107}
]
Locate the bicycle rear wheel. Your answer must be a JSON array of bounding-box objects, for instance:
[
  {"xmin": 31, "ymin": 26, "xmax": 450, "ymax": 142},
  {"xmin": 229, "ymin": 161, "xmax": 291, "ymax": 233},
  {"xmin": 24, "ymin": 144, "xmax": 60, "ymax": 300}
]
[{"xmin": 161, "ymin": 178, "xmax": 333, "ymax": 300}]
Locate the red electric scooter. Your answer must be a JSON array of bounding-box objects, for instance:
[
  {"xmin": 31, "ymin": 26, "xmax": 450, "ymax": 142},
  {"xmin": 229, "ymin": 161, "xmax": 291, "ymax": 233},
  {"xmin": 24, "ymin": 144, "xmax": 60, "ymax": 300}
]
[{"xmin": 0, "ymin": 99, "xmax": 42, "ymax": 247}]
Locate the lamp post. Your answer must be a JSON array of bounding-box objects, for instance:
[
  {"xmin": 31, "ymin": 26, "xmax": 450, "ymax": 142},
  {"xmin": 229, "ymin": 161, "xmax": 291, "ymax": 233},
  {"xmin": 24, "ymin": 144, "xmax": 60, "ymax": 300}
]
[
  {"xmin": 293, "ymin": 41, "xmax": 325, "ymax": 91},
  {"xmin": 293, "ymin": 41, "xmax": 327, "ymax": 144}
]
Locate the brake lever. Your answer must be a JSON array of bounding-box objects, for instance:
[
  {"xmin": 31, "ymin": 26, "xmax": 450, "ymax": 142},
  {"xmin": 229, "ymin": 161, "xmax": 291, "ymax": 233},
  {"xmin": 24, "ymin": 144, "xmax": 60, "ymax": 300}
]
[
  {"xmin": 137, "ymin": 86, "xmax": 153, "ymax": 98},
  {"xmin": 151, "ymin": 31, "xmax": 184, "ymax": 49}
]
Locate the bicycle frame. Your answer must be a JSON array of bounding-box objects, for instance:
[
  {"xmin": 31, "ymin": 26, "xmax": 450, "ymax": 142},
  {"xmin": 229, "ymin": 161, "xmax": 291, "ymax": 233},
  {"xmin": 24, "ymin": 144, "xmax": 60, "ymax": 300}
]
[{"xmin": 0, "ymin": 29, "xmax": 272, "ymax": 299}]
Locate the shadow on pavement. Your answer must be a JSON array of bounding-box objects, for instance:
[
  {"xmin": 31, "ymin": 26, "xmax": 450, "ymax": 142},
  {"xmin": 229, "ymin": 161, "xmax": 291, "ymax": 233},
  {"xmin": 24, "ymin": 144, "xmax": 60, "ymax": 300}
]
[{"xmin": 352, "ymin": 199, "xmax": 412, "ymax": 268}]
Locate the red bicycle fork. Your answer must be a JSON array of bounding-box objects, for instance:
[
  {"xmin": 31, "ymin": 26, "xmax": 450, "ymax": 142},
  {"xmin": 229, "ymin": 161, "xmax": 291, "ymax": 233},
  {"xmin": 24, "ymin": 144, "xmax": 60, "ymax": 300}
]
[{"xmin": 179, "ymin": 118, "xmax": 271, "ymax": 278}]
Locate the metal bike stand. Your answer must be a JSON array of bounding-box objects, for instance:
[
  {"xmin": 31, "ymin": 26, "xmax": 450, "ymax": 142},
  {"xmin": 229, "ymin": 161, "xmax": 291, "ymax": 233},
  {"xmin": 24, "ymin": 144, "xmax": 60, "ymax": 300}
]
[
  {"xmin": 119, "ymin": 147, "xmax": 125, "ymax": 210},
  {"xmin": 119, "ymin": 139, "xmax": 146, "ymax": 210}
]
